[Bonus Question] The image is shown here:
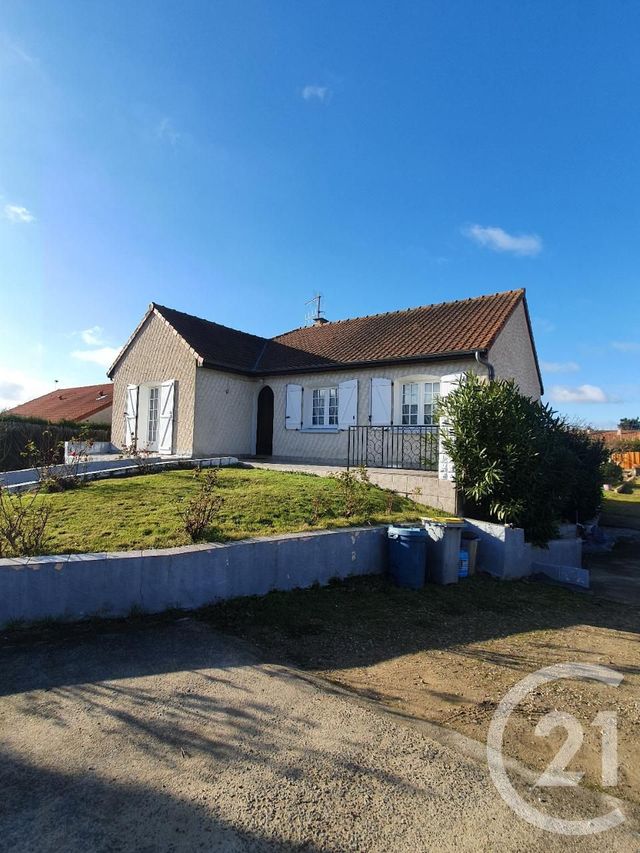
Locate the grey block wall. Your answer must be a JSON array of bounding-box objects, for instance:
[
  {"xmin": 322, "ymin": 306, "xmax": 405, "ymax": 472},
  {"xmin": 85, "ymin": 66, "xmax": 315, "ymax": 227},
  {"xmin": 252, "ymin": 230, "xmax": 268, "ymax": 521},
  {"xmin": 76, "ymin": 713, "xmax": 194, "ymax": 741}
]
[{"xmin": 0, "ymin": 526, "xmax": 387, "ymax": 628}]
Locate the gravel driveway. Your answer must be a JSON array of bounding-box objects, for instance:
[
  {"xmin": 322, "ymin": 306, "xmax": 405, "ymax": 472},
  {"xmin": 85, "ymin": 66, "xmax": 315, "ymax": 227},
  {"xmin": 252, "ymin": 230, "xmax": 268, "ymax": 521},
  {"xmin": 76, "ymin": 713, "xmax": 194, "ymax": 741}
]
[{"xmin": 0, "ymin": 618, "xmax": 637, "ymax": 852}]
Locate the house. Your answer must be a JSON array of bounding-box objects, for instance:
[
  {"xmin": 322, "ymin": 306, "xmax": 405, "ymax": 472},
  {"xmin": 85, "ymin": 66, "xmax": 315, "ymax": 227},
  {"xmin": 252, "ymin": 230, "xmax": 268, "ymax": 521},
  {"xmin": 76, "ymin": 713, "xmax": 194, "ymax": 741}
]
[
  {"xmin": 5, "ymin": 383, "xmax": 113, "ymax": 424},
  {"xmin": 107, "ymin": 289, "xmax": 541, "ymax": 482}
]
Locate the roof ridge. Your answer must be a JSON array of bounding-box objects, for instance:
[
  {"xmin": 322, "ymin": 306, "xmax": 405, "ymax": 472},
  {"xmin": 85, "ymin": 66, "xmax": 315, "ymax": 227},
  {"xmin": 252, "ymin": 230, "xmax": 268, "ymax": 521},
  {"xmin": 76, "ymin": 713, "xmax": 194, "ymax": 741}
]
[
  {"xmin": 153, "ymin": 303, "xmax": 269, "ymax": 345},
  {"xmin": 272, "ymin": 288, "xmax": 525, "ymax": 339}
]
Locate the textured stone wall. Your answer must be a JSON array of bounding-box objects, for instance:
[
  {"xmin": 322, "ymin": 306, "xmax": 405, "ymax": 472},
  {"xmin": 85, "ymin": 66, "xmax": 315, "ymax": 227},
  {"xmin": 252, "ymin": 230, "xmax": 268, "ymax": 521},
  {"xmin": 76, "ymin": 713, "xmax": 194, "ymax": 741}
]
[
  {"xmin": 110, "ymin": 312, "xmax": 197, "ymax": 455},
  {"xmin": 193, "ymin": 368, "xmax": 258, "ymax": 456}
]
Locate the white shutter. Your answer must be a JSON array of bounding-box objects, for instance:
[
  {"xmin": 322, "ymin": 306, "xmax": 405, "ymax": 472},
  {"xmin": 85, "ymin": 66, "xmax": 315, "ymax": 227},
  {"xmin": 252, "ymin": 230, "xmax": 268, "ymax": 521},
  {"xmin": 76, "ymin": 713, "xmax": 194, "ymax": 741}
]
[
  {"xmin": 438, "ymin": 374, "xmax": 463, "ymax": 482},
  {"xmin": 370, "ymin": 377, "xmax": 392, "ymax": 425},
  {"xmin": 439, "ymin": 373, "xmax": 464, "ymax": 398},
  {"xmin": 124, "ymin": 384, "xmax": 138, "ymax": 447},
  {"xmin": 285, "ymin": 383, "xmax": 303, "ymax": 430},
  {"xmin": 158, "ymin": 380, "xmax": 175, "ymax": 455},
  {"xmin": 338, "ymin": 379, "xmax": 358, "ymax": 428}
]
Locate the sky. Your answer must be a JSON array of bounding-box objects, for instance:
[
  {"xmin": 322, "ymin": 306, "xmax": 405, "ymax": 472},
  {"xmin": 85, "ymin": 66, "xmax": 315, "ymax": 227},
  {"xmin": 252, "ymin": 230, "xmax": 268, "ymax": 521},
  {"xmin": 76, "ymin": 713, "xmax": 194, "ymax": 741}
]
[{"xmin": 1, "ymin": 0, "xmax": 639, "ymax": 427}]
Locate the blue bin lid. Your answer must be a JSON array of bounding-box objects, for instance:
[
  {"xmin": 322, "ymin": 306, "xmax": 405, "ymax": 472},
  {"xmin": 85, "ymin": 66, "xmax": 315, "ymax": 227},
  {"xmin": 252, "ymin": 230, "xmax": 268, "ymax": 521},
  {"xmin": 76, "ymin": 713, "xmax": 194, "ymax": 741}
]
[{"xmin": 388, "ymin": 525, "xmax": 428, "ymax": 538}]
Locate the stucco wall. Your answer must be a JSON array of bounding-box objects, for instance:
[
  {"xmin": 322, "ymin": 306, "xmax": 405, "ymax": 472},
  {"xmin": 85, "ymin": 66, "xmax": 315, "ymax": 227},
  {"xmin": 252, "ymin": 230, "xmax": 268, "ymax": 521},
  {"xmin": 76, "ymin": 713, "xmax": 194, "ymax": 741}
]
[
  {"xmin": 110, "ymin": 312, "xmax": 197, "ymax": 455},
  {"xmin": 193, "ymin": 368, "xmax": 258, "ymax": 456},
  {"xmin": 489, "ymin": 302, "xmax": 542, "ymax": 399},
  {"xmin": 264, "ymin": 359, "xmax": 479, "ymax": 462},
  {"xmin": 84, "ymin": 406, "xmax": 112, "ymax": 425}
]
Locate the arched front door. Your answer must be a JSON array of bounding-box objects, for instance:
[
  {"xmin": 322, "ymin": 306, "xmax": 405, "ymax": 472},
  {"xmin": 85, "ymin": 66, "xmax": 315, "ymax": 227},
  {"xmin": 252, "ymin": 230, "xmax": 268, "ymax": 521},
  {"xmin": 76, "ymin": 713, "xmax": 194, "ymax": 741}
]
[{"xmin": 255, "ymin": 385, "xmax": 274, "ymax": 456}]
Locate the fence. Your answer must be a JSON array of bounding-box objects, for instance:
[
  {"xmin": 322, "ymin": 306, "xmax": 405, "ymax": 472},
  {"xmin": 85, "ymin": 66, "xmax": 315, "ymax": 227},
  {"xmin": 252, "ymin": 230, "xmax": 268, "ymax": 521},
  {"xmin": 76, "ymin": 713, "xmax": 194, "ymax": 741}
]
[
  {"xmin": 612, "ymin": 451, "xmax": 640, "ymax": 470},
  {"xmin": 347, "ymin": 425, "xmax": 439, "ymax": 471},
  {"xmin": 0, "ymin": 418, "xmax": 111, "ymax": 473}
]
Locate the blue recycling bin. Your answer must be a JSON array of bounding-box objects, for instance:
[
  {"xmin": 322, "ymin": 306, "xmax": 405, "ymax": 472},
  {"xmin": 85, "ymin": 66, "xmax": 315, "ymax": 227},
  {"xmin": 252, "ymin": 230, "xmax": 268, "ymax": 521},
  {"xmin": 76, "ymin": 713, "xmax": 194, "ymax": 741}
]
[{"xmin": 387, "ymin": 526, "xmax": 428, "ymax": 589}]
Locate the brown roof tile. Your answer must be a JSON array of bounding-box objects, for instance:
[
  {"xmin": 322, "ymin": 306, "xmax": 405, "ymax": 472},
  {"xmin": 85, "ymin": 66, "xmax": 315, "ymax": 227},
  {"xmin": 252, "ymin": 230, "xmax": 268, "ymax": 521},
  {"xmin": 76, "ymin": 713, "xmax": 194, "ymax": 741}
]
[
  {"xmin": 259, "ymin": 289, "xmax": 525, "ymax": 371},
  {"xmin": 5, "ymin": 384, "xmax": 113, "ymax": 422},
  {"xmin": 119, "ymin": 289, "xmax": 531, "ymax": 379}
]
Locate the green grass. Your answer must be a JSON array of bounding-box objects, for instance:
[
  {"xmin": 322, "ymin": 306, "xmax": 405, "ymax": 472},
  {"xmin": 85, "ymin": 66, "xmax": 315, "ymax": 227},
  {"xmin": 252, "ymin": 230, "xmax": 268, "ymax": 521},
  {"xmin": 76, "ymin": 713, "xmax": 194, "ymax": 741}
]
[
  {"xmin": 602, "ymin": 478, "xmax": 640, "ymax": 528},
  {"xmin": 38, "ymin": 467, "xmax": 444, "ymax": 554}
]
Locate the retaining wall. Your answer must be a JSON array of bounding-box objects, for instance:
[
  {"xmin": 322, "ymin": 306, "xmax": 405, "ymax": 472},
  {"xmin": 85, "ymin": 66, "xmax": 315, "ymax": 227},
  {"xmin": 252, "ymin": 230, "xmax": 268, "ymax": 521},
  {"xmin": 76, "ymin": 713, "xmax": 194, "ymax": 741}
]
[
  {"xmin": 0, "ymin": 526, "xmax": 387, "ymax": 628},
  {"xmin": 464, "ymin": 518, "xmax": 583, "ymax": 581}
]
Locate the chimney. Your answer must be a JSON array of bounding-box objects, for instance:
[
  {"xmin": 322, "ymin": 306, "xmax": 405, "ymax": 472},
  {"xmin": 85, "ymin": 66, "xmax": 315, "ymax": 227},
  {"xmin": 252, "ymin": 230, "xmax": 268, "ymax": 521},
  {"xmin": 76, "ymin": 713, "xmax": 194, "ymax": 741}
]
[{"xmin": 313, "ymin": 316, "xmax": 329, "ymax": 326}]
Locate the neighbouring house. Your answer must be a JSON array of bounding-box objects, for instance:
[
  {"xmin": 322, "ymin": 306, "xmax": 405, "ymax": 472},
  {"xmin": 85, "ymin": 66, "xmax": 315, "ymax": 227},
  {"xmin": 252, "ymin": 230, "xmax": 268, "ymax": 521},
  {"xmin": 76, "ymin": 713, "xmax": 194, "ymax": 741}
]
[
  {"xmin": 5, "ymin": 383, "xmax": 113, "ymax": 425},
  {"xmin": 107, "ymin": 288, "xmax": 541, "ymax": 509}
]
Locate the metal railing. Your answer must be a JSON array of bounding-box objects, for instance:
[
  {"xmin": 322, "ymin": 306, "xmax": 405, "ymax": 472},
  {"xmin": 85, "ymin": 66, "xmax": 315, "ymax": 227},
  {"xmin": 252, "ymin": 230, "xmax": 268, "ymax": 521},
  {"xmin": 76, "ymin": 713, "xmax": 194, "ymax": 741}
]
[{"xmin": 347, "ymin": 425, "xmax": 439, "ymax": 471}]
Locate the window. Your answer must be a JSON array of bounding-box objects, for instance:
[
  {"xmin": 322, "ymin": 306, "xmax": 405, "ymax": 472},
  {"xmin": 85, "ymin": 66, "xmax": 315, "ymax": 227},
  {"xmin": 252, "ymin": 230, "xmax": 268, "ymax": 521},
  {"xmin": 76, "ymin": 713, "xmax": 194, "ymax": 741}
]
[
  {"xmin": 400, "ymin": 380, "xmax": 440, "ymax": 426},
  {"xmin": 401, "ymin": 383, "xmax": 419, "ymax": 425},
  {"xmin": 147, "ymin": 386, "xmax": 159, "ymax": 444},
  {"xmin": 423, "ymin": 381, "xmax": 440, "ymax": 425},
  {"xmin": 312, "ymin": 387, "xmax": 338, "ymax": 426}
]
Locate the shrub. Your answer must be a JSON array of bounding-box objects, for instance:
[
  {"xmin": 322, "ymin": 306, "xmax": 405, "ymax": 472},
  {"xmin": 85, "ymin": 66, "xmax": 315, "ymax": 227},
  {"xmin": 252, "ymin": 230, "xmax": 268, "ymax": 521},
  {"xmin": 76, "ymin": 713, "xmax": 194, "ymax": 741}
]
[
  {"xmin": 330, "ymin": 465, "xmax": 371, "ymax": 518},
  {"xmin": 439, "ymin": 374, "xmax": 606, "ymax": 545},
  {"xmin": 178, "ymin": 468, "xmax": 224, "ymax": 541},
  {"xmin": 0, "ymin": 486, "xmax": 51, "ymax": 557},
  {"xmin": 601, "ymin": 459, "xmax": 624, "ymax": 487},
  {"xmin": 22, "ymin": 426, "xmax": 93, "ymax": 492}
]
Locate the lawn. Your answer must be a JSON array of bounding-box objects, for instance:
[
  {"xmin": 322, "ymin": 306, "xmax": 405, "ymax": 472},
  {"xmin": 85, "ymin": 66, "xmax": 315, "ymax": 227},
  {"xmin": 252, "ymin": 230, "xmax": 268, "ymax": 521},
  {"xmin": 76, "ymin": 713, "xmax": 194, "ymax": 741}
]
[
  {"xmin": 601, "ymin": 478, "xmax": 640, "ymax": 529},
  {"xmin": 39, "ymin": 467, "xmax": 442, "ymax": 554},
  {"xmin": 202, "ymin": 573, "xmax": 640, "ymax": 805}
]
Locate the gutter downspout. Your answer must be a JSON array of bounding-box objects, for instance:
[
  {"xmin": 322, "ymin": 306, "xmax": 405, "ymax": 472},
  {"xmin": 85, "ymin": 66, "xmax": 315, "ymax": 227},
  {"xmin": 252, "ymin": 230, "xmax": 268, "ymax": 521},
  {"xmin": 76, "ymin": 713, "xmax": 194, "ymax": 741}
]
[{"xmin": 475, "ymin": 349, "xmax": 495, "ymax": 382}]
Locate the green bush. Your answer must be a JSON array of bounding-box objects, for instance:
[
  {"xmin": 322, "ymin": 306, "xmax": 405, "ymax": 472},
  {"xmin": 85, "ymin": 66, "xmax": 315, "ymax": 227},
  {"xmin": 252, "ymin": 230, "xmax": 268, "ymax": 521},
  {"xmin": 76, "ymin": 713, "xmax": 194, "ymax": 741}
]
[
  {"xmin": 439, "ymin": 374, "xmax": 606, "ymax": 545},
  {"xmin": 601, "ymin": 458, "xmax": 624, "ymax": 487}
]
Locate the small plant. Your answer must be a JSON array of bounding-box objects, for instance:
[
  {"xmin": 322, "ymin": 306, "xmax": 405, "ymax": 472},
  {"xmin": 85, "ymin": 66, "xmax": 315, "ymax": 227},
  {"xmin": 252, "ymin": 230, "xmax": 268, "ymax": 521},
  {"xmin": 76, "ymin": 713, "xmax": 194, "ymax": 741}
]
[
  {"xmin": 384, "ymin": 491, "xmax": 395, "ymax": 515},
  {"xmin": 120, "ymin": 443, "xmax": 154, "ymax": 475},
  {"xmin": 22, "ymin": 426, "xmax": 91, "ymax": 492},
  {"xmin": 178, "ymin": 468, "xmax": 224, "ymax": 541},
  {"xmin": 331, "ymin": 465, "xmax": 371, "ymax": 519},
  {"xmin": 309, "ymin": 494, "xmax": 328, "ymax": 525},
  {"xmin": 0, "ymin": 485, "xmax": 51, "ymax": 557}
]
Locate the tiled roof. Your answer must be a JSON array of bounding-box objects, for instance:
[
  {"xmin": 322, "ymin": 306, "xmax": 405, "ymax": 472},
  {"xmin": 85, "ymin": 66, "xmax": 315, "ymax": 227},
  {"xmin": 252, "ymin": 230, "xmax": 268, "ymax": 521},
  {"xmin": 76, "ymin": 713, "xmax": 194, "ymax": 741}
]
[
  {"xmin": 153, "ymin": 304, "xmax": 267, "ymax": 373},
  {"xmin": 6, "ymin": 383, "xmax": 113, "ymax": 422},
  {"xmin": 151, "ymin": 288, "xmax": 527, "ymax": 375},
  {"xmin": 260, "ymin": 289, "xmax": 526, "ymax": 371}
]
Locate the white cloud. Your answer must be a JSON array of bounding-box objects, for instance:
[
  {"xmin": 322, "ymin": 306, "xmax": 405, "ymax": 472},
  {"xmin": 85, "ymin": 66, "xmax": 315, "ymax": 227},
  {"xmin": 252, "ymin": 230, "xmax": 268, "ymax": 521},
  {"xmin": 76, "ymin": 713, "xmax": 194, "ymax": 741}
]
[
  {"xmin": 540, "ymin": 360, "xmax": 580, "ymax": 374},
  {"xmin": 612, "ymin": 341, "xmax": 640, "ymax": 353},
  {"xmin": 0, "ymin": 368, "xmax": 55, "ymax": 411},
  {"xmin": 3, "ymin": 204, "xmax": 36, "ymax": 224},
  {"xmin": 156, "ymin": 116, "xmax": 181, "ymax": 146},
  {"xmin": 80, "ymin": 325, "xmax": 106, "ymax": 346},
  {"xmin": 71, "ymin": 347, "xmax": 121, "ymax": 368},
  {"xmin": 302, "ymin": 85, "xmax": 331, "ymax": 103},
  {"xmin": 550, "ymin": 384, "xmax": 613, "ymax": 404},
  {"xmin": 463, "ymin": 224, "xmax": 542, "ymax": 257}
]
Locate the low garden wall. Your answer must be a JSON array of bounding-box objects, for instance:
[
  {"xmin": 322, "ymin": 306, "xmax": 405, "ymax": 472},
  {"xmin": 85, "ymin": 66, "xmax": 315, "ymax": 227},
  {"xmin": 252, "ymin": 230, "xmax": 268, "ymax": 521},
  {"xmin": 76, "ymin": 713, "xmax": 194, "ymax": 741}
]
[
  {"xmin": 464, "ymin": 518, "xmax": 585, "ymax": 586},
  {"xmin": 0, "ymin": 526, "xmax": 388, "ymax": 628}
]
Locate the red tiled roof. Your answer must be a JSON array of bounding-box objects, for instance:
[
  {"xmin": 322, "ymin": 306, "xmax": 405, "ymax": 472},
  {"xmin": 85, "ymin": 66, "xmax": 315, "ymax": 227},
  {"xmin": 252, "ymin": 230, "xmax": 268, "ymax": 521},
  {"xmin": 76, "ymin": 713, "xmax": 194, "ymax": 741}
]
[
  {"xmin": 5, "ymin": 383, "xmax": 113, "ymax": 422},
  {"xmin": 260, "ymin": 289, "xmax": 526, "ymax": 371},
  {"xmin": 150, "ymin": 289, "xmax": 528, "ymax": 374}
]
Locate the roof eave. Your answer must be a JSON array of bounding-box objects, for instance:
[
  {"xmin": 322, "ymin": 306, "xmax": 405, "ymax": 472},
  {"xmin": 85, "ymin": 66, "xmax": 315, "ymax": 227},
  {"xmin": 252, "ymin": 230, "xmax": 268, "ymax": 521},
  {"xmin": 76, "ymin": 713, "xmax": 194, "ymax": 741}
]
[{"xmin": 252, "ymin": 349, "xmax": 483, "ymax": 377}]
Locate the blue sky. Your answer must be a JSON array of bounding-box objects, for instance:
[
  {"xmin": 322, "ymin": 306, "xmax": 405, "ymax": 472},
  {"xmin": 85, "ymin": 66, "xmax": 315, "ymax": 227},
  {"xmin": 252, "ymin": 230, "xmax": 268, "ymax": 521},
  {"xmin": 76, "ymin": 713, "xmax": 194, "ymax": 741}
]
[{"xmin": 1, "ymin": 0, "xmax": 638, "ymax": 426}]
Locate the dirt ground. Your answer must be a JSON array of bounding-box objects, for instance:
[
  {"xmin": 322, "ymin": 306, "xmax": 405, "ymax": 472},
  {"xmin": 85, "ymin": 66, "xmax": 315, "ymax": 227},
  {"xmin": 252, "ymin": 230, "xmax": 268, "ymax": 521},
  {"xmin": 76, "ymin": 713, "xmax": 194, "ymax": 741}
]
[
  {"xmin": 6, "ymin": 620, "xmax": 637, "ymax": 852},
  {"xmin": 205, "ymin": 546, "xmax": 640, "ymax": 808}
]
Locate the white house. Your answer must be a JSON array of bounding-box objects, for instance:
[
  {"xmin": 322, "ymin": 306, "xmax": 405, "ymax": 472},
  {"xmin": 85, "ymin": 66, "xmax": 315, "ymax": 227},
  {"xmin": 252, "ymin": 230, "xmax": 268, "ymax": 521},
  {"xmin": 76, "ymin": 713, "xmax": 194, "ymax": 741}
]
[{"xmin": 106, "ymin": 288, "xmax": 542, "ymax": 509}]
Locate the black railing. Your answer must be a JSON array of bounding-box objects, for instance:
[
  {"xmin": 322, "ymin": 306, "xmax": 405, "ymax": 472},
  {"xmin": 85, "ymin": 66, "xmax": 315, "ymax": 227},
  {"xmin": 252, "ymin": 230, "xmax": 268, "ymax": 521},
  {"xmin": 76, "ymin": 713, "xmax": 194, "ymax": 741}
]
[{"xmin": 347, "ymin": 425, "xmax": 439, "ymax": 471}]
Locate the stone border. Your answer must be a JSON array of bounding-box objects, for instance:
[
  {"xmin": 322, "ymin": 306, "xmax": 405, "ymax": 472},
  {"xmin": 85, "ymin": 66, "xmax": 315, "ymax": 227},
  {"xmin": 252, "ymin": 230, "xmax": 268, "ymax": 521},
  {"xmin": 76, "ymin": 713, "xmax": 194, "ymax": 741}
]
[
  {"xmin": 0, "ymin": 525, "xmax": 387, "ymax": 628},
  {"xmin": 2, "ymin": 456, "xmax": 238, "ymax": 494}
]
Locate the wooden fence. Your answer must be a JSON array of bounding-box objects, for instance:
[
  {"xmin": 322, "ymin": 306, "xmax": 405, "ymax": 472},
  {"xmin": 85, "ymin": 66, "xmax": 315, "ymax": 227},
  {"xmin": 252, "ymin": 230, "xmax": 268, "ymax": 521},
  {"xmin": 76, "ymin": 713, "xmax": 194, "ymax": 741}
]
[{"xmin": 612, "ymin": 451, "xmax": 640, "ymax": 470}]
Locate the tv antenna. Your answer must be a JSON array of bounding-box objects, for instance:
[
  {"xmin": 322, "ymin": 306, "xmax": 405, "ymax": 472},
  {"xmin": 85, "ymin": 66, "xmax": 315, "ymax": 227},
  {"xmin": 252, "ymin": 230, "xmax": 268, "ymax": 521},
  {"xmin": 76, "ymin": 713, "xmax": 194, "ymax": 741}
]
[{"xmin": 305, "ymin": 293, "xmax": 326, "ymax": 326}]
